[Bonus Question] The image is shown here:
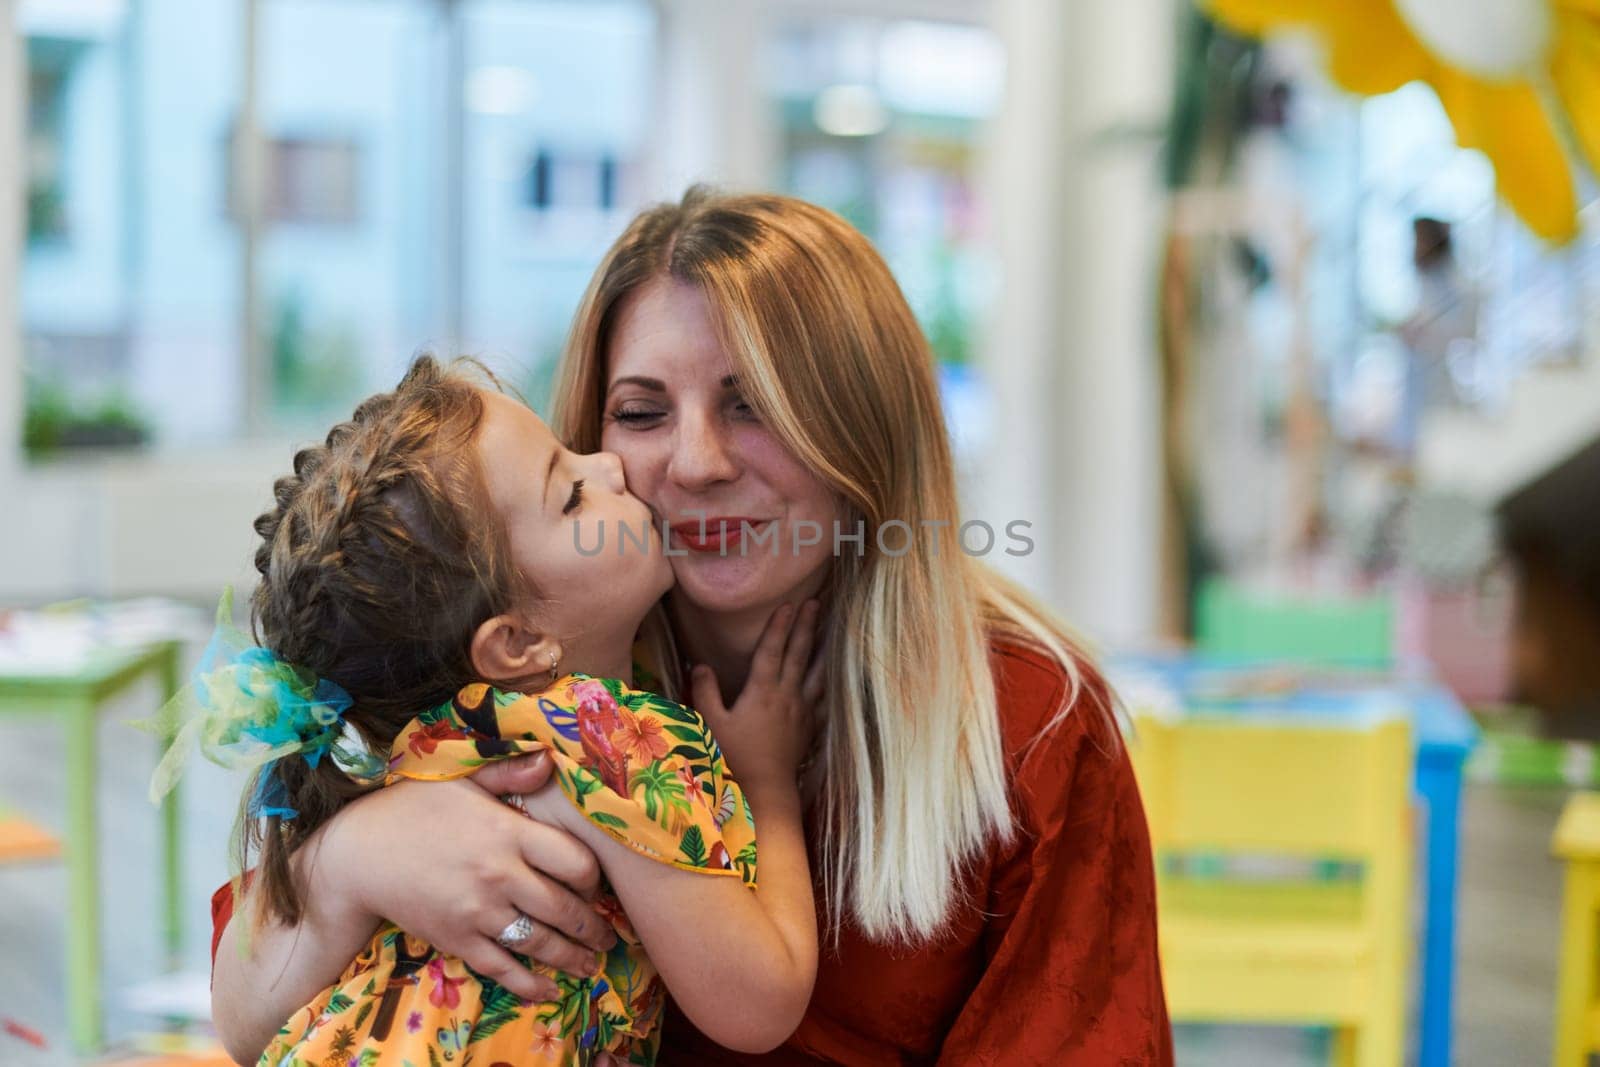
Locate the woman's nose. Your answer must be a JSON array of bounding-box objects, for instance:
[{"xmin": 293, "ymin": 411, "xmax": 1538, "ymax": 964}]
[{"xmin": 666, "ymin": 411, "xmax": 739, "ymax": 489}]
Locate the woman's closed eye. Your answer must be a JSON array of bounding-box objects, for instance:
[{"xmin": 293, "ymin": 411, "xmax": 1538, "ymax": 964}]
[
  {"xmin": 609, "ymin": 403, "xmax": 664, "ymax": 427},
  {"xmin": 563, "ymin": 479, "xmax": 585, "ymax": 515}
]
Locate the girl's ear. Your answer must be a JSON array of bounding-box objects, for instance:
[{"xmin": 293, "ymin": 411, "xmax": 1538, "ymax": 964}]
[{"xmin": 470, "ymin": 613, "xmax": 559, "ymax": 688}]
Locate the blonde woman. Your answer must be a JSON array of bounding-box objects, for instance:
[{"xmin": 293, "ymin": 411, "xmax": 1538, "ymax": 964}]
[{"xmin": 210, "ymin": 189, "xmax": 1171, "ymax": 1065}]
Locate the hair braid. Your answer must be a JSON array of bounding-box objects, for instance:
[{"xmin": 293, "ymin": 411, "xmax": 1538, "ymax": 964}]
[{"xmin": 238, "ymin": 355, "xmax": 525, "ymax": 926}]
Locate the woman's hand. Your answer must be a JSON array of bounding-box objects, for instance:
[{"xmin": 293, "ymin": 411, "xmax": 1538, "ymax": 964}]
[
  {"xmin": 691, "ymin": 599, "xmax": 822, "ymax": 786},
  {"xmin": 321, "ymin": 753, "xmax": 620, "ymax": 996},
  {"xmin": 213, "ymin": 753, "xmax": 618, "ymax": 1062}
]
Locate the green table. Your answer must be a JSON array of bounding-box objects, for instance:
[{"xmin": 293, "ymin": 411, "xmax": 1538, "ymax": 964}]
[{"xmin": 0, "ymin": 639, "xmax": 183, "ymax": 1051}]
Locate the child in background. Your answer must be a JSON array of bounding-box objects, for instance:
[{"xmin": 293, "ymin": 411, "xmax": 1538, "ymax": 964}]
[{"xmin": 158, "ymin": 357, "xmax": 819, "ymax": 1066}]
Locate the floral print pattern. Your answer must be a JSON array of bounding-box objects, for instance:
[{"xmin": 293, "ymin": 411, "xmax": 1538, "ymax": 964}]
[{"xmin": 259, "ymin": 673, "xmax": 757, "ymax": 1067}]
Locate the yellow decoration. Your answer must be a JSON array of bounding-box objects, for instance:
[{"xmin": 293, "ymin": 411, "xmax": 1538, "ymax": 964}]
[{"xmin": 1203, "ymin": 0, "xmax": 1600, "ymax": 242}]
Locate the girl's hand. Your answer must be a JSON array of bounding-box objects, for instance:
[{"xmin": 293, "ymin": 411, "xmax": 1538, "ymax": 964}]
[
  {"xmin": 691, "ymin": 599, "xmax": 823, "ymax": 786},
  {"xmin": 322, "ymin": 754, "xmax": 620, "ymax": 999}
]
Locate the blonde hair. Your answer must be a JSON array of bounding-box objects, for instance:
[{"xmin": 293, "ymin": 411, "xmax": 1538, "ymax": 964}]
[{"xmin": 552, "ymin": 187, "xmax": 1105, "ymax": 945}]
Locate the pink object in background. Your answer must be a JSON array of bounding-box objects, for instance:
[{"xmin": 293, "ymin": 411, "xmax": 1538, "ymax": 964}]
[{"xmin": 1397, "ymin": 573, "xmax": 1512, "ymax": 705}]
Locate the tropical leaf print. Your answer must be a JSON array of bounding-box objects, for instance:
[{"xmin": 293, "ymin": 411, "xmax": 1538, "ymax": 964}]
[
  {"xmin": 589, "ymin": 810, "xmax": 628, "ymax": 831},
  {"xmin": 627, "ymin": 763, "xmax": 689, "ymax": 828},
  {"xmin": 414, "ymin": 703, "xmax": 451, "ymax": 727},
  {"xmin": 678, "ymin": 825, "xmax": 708, "ymax": 867},
  {"xmin": 736, "ymin": 841, "xmax": 758, "ymax": 882},
  {"xmin": 713, "ymin": 785, "xmax": 737, "ymax": 829},
  {"xmin": 570, "ymin": 765, "xmax": 603, "ymax": 799},
  {"xmin": 638, "ymin": 692, "xmax": 698, "ymax": 724},
  {"xmin": 663, "ymin": 723, "xmax": 706, "ymax": 745},
  {"xmin": 469, "ymin": 981, "xmax": 523, "ymax": 1043}
]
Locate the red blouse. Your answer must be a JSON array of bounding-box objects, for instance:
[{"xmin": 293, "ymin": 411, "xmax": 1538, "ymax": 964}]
[
  {"xmin": 211, "ymin": 640, "xmax": 1171, "ymax": 1065},
  {"xmin": 656, "ymin": 641, "xmax": 1171, "ymax": 1065}
]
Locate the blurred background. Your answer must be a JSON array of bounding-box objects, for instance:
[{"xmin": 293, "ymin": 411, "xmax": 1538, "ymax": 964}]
[{"xmin": 0, "ymin": 0, "xmax": 1597, "ymax": 1064}]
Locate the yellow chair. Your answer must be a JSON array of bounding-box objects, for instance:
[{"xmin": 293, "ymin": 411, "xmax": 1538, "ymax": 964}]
[
  {"xmin": 1551, "ymin": 791, "xmax": 1600, "ymax": 1067},
  {"xmin": 1131, "ymin": 715, "xmax": 1413, "ymax": 1066}
]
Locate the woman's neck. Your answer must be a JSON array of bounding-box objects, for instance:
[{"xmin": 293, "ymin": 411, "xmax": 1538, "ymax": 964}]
[
  {"xmin": 667, "ymin": 572, "xmax": 833, "ymax": 701},
  {"xmin": 669, "ymin": 598, "xmax": 767, "ymax": 701}
]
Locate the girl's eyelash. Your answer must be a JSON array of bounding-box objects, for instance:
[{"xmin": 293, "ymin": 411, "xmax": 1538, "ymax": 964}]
[
  {"xmin": 610, "ymin": 407, "xmax": 661, "ymax": 423},
  {"xmin": 563, "ymin": 479, "xmax": 585, "ymax": 514}
]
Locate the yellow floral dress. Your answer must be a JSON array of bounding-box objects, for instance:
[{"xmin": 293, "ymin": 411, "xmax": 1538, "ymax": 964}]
[{"xmin": 259, "ymin": 673, "xmax": 757, "ymax": 1067}]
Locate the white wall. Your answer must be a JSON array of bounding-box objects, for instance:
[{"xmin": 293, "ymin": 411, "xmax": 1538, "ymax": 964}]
[
  {"xmin": 647, "ymin": 0, "xmax": 778, "ymax": 197},
  {"xmin": 979, "ymin": 0, "xmax": 1172, "ymax": 648},
  {"xmin": 0, "ymin": 447, "xmax": 287, "ymax": 603}
]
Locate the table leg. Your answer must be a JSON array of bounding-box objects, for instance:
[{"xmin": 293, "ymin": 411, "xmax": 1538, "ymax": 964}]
[
  {"xmin": 158, "ymin": 644, "xmax": 182, "ymax": 966},
  {"xmin": 1415, "ymin": 755, "xmax": 1465, "ymax": 1067},
  {"xmin": 64, "ymin": 699, "xmax": 102, "ymax": 1052}
]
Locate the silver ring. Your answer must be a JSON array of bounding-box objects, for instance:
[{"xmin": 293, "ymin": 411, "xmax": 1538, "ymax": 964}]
[{"xmin": 496, "ymin": 912, "xmax": 536, "ymax": 948}]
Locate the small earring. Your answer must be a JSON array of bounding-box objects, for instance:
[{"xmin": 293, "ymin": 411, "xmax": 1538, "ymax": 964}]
[{"xmin": 546, "ymin": 650, "xmax": 560, "ymax": 683}]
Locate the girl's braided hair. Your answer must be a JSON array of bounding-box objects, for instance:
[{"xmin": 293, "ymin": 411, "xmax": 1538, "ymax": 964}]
[{"xmin": 243, "ymin": 355, "xmax": 523, "ymax": 925}]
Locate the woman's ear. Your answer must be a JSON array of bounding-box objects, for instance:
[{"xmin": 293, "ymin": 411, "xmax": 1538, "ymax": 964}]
[{"xmin": 470, "ymin": 613, "xmax": 559, "ymax": 687}]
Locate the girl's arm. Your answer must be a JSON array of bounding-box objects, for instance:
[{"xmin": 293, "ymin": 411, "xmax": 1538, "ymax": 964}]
[
  {"xmin": 522, "ymin": 600, "xmax": 824, "ymax": 1053},
  {"xmin": 211, "ymin": 832, "xmax": 379, "ymax": 1066},
  {"xmin": 520, "ymin": 772, "xmax": 816, "ymax": 1054},
  {"xmin": 210, "ymin": 755, "xmax": 616, "ymax": 1063}
]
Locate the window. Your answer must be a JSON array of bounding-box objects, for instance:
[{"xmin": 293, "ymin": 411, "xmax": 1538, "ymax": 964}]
[
  {"xmin": 768, "ymin": 17, "xmax": 1002, "ymax": 372},
  {"xmin": 17, "ymin": 0, "xmax": 657, "ymax": 453}
]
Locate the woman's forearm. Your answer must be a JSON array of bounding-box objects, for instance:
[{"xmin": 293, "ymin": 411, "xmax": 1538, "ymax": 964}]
[{"xmin": 211, "ymin": 835, "xmax": 379, "ymax": 1064}]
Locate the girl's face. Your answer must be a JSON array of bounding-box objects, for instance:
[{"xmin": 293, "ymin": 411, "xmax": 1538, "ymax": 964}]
[
  {"xmin": 599, "ymin": 277, "xmax": 842, "ymax": 617},
  {"xmin": 475, "ymin": 389, "xmax": 673, "ymax": 643}
]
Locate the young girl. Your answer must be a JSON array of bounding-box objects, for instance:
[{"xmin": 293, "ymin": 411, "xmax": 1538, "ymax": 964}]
[{"xmin": 169, "ymin": 357, "xmax": 819, "ymax": 1066}]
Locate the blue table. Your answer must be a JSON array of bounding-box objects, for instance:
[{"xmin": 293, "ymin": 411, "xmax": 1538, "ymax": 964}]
[{"xmin": 1107, "ymin": 653, "xmax": 1478, "ymax": 1067}]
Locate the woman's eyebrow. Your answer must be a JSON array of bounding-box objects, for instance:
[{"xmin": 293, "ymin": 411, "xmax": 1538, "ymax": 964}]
[{"xmin": 608, "ymin": 375, "xmax": 666, "ymax": 394}]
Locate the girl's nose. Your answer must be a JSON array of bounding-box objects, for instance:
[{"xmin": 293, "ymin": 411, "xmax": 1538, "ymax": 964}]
[{"xmin": 597, "ymin": 450, "xmax": 627, "ymax": 493}]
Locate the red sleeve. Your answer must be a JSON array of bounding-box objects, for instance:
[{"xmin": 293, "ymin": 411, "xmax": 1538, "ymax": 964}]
[
  {"xmin": 210, "ymin": 881, "xmax": 233, "ymax": 970},
  {"xmin": 209, "ymin": 872, "xmax": 252, "ymax": 978},
  {"xmin": 936, "ymin": 657, "xmax": 1173, "ymax": 1066}
]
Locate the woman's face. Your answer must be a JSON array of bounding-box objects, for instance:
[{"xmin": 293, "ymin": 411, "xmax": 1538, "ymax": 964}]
[{"xmin": 600, "ymin": 277, "xmax": 842, "ymax": 617}]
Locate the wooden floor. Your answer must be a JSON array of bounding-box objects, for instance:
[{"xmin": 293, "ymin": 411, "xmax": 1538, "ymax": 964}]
[{"xmin": 0, "ymin": 683, "xmax": 1571, "ymax": 1065}]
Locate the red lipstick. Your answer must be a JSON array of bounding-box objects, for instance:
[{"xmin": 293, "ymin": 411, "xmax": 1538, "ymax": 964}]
[{"xmin": 668, "ymin": 517, "xmax": 770, "ymax": 553}]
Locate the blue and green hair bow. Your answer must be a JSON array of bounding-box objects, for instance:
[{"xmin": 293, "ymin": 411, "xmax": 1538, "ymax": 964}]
[{"xmin": 146, "ymin": 588, "xmax": 386, "ymax": 819}]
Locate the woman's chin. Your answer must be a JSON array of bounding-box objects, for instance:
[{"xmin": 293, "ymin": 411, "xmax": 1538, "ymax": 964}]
[
  {"xmin": 669, "ymin": 549, "xmax": 831, "ymax": 617},
  {"xmin": 669, "ymin": 553, "xmax": 788, "ymax": 614}
]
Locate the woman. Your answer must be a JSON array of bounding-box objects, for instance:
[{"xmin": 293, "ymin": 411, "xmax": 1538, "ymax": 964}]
[{"xmin": 210, "ymin": 188, "xmax": 1171, "ymax": 1064}]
